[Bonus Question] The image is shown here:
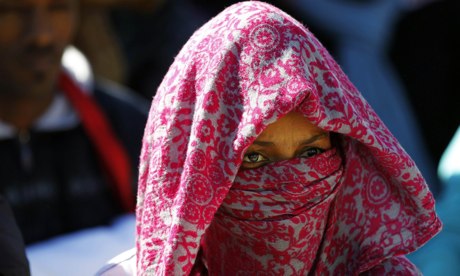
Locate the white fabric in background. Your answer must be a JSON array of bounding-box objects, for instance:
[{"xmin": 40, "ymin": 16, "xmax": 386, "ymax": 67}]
[
  {"xmin": 26, "ymin": 214, "xmax": 135, "ymax": 276},
  {"xmin": 95, "ymin": 248, "xmax": 136, "ymax": 276}
]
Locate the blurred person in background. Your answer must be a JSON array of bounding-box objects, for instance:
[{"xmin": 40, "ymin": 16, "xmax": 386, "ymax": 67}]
[{"xmin": 0, "ymin": 0, "xmax": 148, "ymax": 246}]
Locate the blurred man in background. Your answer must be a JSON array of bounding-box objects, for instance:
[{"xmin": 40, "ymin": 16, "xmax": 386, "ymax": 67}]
[{"xmin": 0, "ymin": 0, "xmax": 148, "ymax": 246}]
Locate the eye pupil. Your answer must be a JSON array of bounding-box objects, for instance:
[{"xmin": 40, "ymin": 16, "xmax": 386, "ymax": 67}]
[{"xmin": 247, "ymin": 153, "xmax": 260, "ymax": 162}]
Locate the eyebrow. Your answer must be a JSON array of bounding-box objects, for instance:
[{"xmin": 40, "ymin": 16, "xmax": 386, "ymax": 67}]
[{"xmin": 252, "ymin": 132, "xmax": 329, "ymax": 147}]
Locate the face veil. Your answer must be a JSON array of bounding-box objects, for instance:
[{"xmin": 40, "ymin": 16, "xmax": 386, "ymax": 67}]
[
  {"xmin": 136, "ymin": 1, "xmax": 441, "ymax": 275},
  {"xmin": 202, "ymin": 148, "xmax": 343, "ymax": 274}
]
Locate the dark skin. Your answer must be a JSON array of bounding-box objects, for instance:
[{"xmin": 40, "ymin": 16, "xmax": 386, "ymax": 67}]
[
  {"xmin": 0, "ymin": 0, "xmax": 78, "ymax": 131},
  {"xmin": 241, "ymin": 111, "xmax": 332, "ymax": 170}
]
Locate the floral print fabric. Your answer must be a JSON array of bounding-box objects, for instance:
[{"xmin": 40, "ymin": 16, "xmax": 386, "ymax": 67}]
[
  {"xmin": 136, "ymin": 1, "xmax": 441, "ymax": 275},
  {"xmin": 202, "ymin": 149, "xmax": 343, "ymax": 274}
]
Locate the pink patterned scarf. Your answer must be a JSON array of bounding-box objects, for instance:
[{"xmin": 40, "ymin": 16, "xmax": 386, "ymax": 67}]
[
  {"xmin": 202, "ymin": 148, "xmax": 343, "ymax": 274},
  {"xmin": 136, "ymin": 1, "xmax": 441, "ymax": 275}
]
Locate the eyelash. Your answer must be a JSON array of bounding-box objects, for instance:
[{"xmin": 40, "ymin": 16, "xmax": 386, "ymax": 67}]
[
  {"xmin": 242, "ymin": 147, "xmax": 325, "ymax": 168},
  {"xmin": 243, "ymin": 152, "xmax": 268, "ymax": 164},
  {"xmin": 299, "ymin": 147, "xmax": 325, "ymax": 158}
]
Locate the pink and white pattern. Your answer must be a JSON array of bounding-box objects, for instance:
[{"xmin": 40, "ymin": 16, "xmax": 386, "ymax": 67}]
[{"xmin": 136, "ymin": 1, "xmax": 441, "ymax": 275}]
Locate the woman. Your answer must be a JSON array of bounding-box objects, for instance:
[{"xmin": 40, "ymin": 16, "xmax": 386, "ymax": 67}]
[{"xmin": 103, "ymin": 1, "xmax": 441, "ymax": 275}]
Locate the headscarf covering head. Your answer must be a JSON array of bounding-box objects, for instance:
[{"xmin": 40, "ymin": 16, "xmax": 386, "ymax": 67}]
[{"xmin": 136, "ymin": 1, "xmax": 441, "ymax": 274}]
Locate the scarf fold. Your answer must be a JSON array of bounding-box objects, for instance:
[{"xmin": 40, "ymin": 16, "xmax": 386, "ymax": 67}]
[
  {"xmin": 59, "ymin": 72, "xmax": 134, "ymax": 212},
  {"xmin": 136, "ymin": 1, "xmax": 441, "ymax": 275},
  {"xmin": 220, "ymin": 148, "xmax": 342, "ymax": 221}
]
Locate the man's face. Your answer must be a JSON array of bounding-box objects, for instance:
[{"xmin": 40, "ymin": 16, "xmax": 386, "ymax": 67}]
[{"xmin": 0, "ymin": 0, "xmax": 78, "ymax": 100}]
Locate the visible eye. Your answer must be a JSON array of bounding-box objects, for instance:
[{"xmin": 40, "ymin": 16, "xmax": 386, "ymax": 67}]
[
  {"xmin": 299, "ymin": 147, "xmax": 325, "ymax": 158},
  {"xmin": 241, "ymin": 152, "xmax": 269, "ymax": 169},
  {"xmin": 243, "ymin": 152, "xmax": 267, "ymax": 163}
]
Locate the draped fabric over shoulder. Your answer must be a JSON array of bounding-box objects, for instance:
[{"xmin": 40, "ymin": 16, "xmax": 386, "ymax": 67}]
[{"xmin": 136, "ymin": 1, "xmax": 441, "ymax": 275}]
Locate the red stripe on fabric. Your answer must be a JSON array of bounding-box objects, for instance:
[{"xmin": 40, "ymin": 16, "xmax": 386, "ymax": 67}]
[{"xmin": 58, "ymin": 72, "xmax": 135, "ymax": 212}]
